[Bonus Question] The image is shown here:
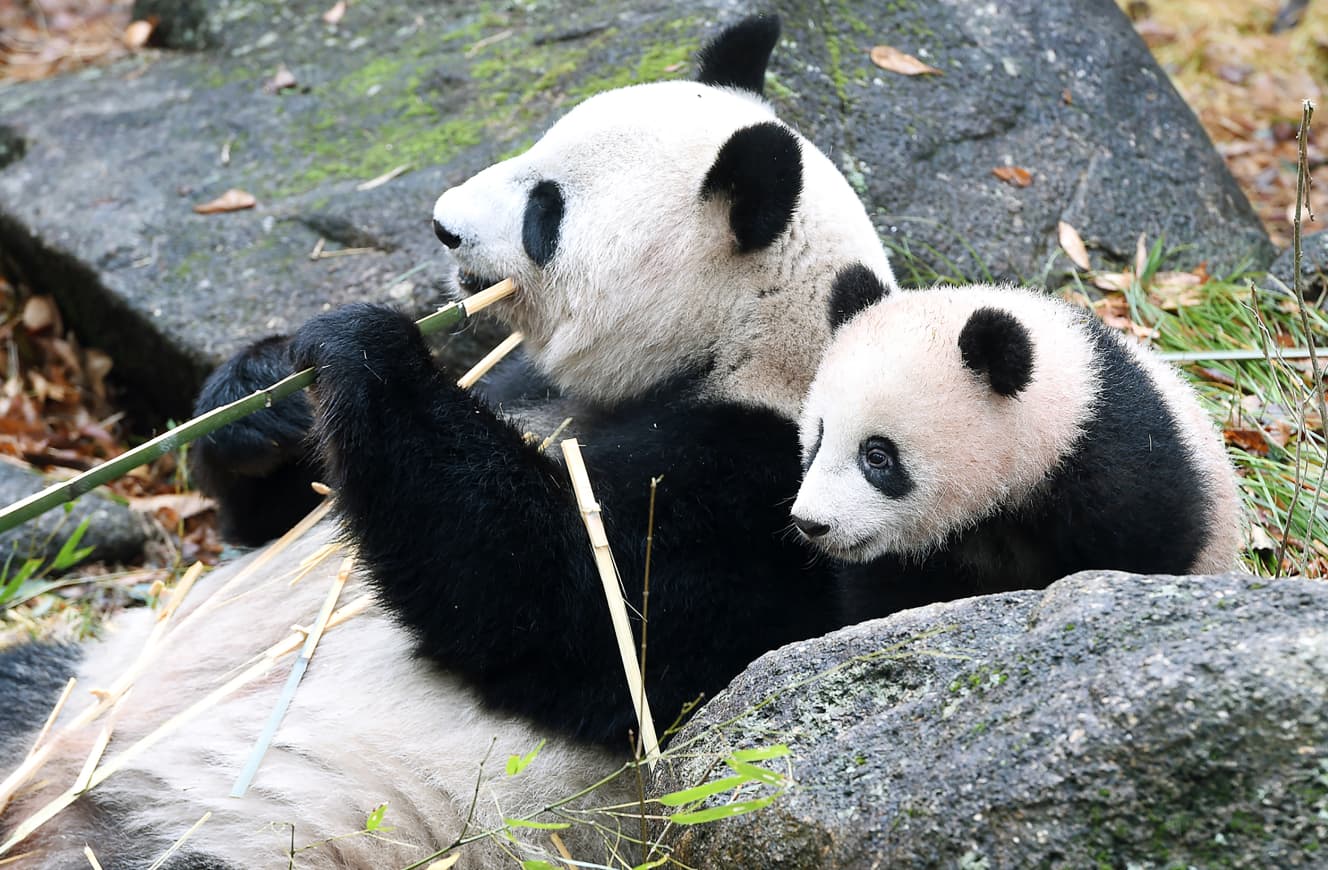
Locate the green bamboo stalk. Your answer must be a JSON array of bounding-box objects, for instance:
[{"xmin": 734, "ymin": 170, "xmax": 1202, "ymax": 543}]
[{"xmin": 0, "ymin": 280, "xmax": 515, "ymax": 535}]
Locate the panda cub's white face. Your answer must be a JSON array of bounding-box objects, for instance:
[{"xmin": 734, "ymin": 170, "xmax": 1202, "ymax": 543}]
[{"xmin": 791, "ymin": 286, "xmax": 1099, "ymax": 561}]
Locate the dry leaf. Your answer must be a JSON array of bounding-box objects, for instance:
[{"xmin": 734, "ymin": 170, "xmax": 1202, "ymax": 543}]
[
  {"xmin": 1149, "ymin": 271, "xmax": 1204, "ymax": 310},
  {"xmin": 193, "ymin": 189, "xmax": 257, "ymax": 215},
  {"xmin": 992, "ymin": 166, "xmax": 1033, "ymax": 187},
  {"xmin": 321, "ymin": 1, "xmax": 347, "ymax": 25},
  {"xmin": 129, "ymin": 492, "xmax": 216, "ymax": 520},
  {"xmin": 1223, "ymin": 428, "xmax": 1268, "ymax": 455},
  {"xmin": 1246, "ymin": 523, "xmax": 1278, "ymax": 553},
  {"xmin": 1057, "ymin": 221, "xmax": 1091, "ymax": 271},
  {"xmin": 123, "ymin": 20, "xmax": 154, "ymax": 49},
  {"xmin": 22, "ymin": 296, "xmax": 59, "ymax": 333},
  {"xmin": 1134, "ymin": 233, "xmax": 1148, "ymax": 279},
  {"xmin": 1093, "ymin": 293, "xmax": 1133, "ymax": 330},
  {"xmin": 1091, "ymin": 272, "xmax": 1134, "ymax": 293},
  {"xmin": 264, "ymin": 64, "xmax": 298, "ymax": 94},
  {"xmin": 869, "ymin": 45, "xmax": 941, "ymax": 76}
]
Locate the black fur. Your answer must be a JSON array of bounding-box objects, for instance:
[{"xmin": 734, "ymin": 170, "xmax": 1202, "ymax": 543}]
[
  {"xmin": 958, "ymin": 307, "xmax": 1035, "ymax": 397},
  {"xmin": 0, "ymin": 643, "xmax": 80, "ymax": 752},
  {"xmin": 289, "ymin": 303, "xmax": 838, "ymax": 746},
  {"xmin": 695, "ymin": 14, "xmax": 780, "ymax": 95},
  {"xmin": 828, "ymin": 263, "xmax": 890, "ymax": 330},
  {"xmin": 842, "ymin": 315, "xmax": 1211, "ymax": 620},
  {"xmin": 189, "ymin": 336, "xmax": 323, "ymax": 546},
  {"xmin": 859, "ymin": 435, "xmax": 913, "ymax": 499},
  {"xmin": 701, "ymin": 122, "xmax": 802, "ymax": 254},
  {"xmin": 522, "ymin": 180, "xmax": 564, "ymax": 267}
]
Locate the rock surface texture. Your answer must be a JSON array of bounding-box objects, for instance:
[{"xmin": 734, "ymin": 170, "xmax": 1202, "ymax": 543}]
[
  {"xmin": 0, "ymin": 461, "xmax": 148, "ymax": 566},
  {"xmin": 657, "ymin": 571, "xmax": 1328, "ymax": 868},
  {"xmin": 0, "ymin": 0, "xmax": 1272, "ymax": 417}
]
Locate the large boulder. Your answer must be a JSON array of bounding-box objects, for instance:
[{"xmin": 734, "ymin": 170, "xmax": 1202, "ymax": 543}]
[
  {"xmin": 656, "ymin": 571, "xmax": 1328, "ymax": 867},
  {"xmin": 0, "ymin": 0, "xmax": 1272, "ymax": 419},
  {"xmin": 0, "ymin": 460, "xmax": 148, "ymax": 567}
]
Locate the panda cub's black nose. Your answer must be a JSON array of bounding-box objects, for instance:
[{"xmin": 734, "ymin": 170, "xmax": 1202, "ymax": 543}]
[
  {"xmin": 792, "ymin": 516, "xmax": 830, "ymax": 539},
  {"xmin": 432, "ymin": 219, "xmax": 461, "ymax": 249}
]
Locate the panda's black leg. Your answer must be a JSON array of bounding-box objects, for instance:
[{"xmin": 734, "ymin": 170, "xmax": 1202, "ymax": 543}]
[
  {"xmin": 190, "ymin": 336, "xmax": 324, "ymax": 545},
  {"xmin": 290, "ymin": 304, "xmax": 631, "ymax": 741},
  {"xmin": 0, "ymin": 643, "xmax": 80, "ymax": 754}
]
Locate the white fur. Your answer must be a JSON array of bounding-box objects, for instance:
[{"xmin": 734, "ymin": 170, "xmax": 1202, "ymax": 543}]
[
  {"xmin": 792, "ymin": 284, "xmax": 1241, "ymax": 571},
  {"xmin": 7, "ymin": 524, "xmax": 628, "ymax": 868},
  {"xmin": 434, "ymin": 79, "xmax": 896, "ymax": 418}
]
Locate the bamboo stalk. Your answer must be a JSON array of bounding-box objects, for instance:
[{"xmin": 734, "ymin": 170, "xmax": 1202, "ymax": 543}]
[
  {"xmin": 230, "ymin": 556, "xmax": 352, "ymax": 797},
  {"xmin": 0, "ymin": 280, "xmax": 516, "ymax": 535},
  {"xmin": 147, "ymin": 811, "xmax": 211, "ymax": 870},
  {"xmin": 559, "ymin": 439, "xmax": 660, "ymax": 768},
  {"xmin": 456, "ymin": 332, "xmax": 524, "ymax": 389}
]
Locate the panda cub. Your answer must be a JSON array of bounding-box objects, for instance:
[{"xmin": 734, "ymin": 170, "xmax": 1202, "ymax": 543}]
[{"xmin": 791, "ymin": 285, "xmax": 1243, "ymax": 616}]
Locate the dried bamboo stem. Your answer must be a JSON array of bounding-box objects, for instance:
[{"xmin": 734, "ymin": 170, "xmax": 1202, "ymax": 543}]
[
  {"xmin": 0, "ymin": 279, "xmax": 516, "ymax": 534},
  {"xmin": 230, "ymin": 556, "xmax": 353, "ymax": 797},
  {"xmin": 146, "ymin": 811, "xmax": 211, "ymax": 870},
  {"xmin": 456, "ymin": 332, "xmax": 524, "ymax": 389},
  {"xmin": 559, "ymin": 439, "xmax": 660, "ymax": 768}
]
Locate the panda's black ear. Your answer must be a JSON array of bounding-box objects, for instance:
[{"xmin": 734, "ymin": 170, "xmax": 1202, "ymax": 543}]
[
  {"xmin": 958, "ymin": 307, "xmax": 1035, "ymax": 397},
  {"xmin": 696, "ymin": 14, "xmax": 781, "ymax": 95},
  {"xmin": 828, "ymin": 263, "xmax": 891, "ymax": 330},
  {"xmin": 701, "ymin": 121, "xmax": 802, "ymax": 254}
]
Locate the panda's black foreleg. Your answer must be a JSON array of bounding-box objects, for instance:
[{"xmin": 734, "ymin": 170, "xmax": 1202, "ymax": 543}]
[
  {"xmin": 190, "ymin": 336, "xmax": 324, "ymax": 546},
  {"xmin": 290, "ymin": 303, "xmax": 637, "ymax": 743}
]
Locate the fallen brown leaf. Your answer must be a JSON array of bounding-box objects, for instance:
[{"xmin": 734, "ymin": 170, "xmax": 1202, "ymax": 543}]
[
  {"xmin": 1223, "ymin": 428, "xmax": 1268, "ymax": 455},
  {"xmin": 1057, "ymin": 221, "xmax": 1091, "ymax": 271},
  {"xmin": 1134, "ymin": 233, "xmax": 1149, "ymax": 278},
  {"xmin": 992, "ymin": 166, "xmax": 1032, "ymax": 187},
  {"xmin": 1149, "ymin": 271, "xmax": 1204, "ymax": 310},
  {"xmin": 22, "ymin": 296, "xmax": 59, "ymax": 334},
  {"xmin": 193, "ymin": 189, "xmax": 257, "ymax": 215},
  {"xmin": 322, "ymin": 1, "xmax": 347, "ymax": 25},
  {"xmin": 869, "ymin": 45, "xmax": 941, "ymax": 76},
  {"xmin": 123, "ymin": 20, "xmax": 153, "ymax": 49},
  {"xmin": 264, "ymin": 64, "xmax": 298, "ymax": 94},
  {"xmin": 1091, "ymin": 272, "xmax": 1134, "ymax": 293}
]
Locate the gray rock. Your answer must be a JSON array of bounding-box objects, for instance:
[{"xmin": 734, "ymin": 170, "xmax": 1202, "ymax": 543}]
[
  {"xmin": 1268, "ymin": 230, "xmax": 1328, "ymax": 302},
  {"xmin": 0, "ymin": 0, "xmax": 1272, "ymax": 419},
  {"xmin": 656, "ymin": 571, "xmax": 1328, "ymax": 868},
  {"xmin": 0, "ymin": 462, "xmax": 148, "ymax": 568}
]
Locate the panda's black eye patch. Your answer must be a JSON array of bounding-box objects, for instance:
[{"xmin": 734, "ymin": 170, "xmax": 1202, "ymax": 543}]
[
  {"xmin": 523, "ymin": 180, "xmax": 564, "ymax": 267},
  {"xmin": 859, "ymin": 436, "xmax": 913, "ymax": 499}
]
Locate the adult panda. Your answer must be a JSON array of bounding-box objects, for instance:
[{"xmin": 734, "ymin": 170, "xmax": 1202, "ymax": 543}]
[
  {"xmin": 0, "ymin": 16, "xmax": 897, "ymax": 869},
  {"xmin": 790, "ymin": 284, "xmax": 1244, "ymax": 618}
]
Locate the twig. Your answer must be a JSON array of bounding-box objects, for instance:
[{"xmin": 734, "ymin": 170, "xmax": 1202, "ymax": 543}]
[
  {"xmin": 147, "ymin": 812, "xmax": 212, "ymax": 870},
  {"xmin": 230, "ymin": 556, "xmax": 353, "ymax": 797},
  {"xmin": 0, "ymin": 279, "xmax": 516, "ymax": 535},
  {"xmin": 82, "ymin": 845, "xmax": 102, "ymax": 870},
  {"xmin": 636, "ymin": 475, "xmax": 662, "ymax": 865},
  {"xmin": 1288, "ymin": 100, "xmax": 1328, "ymax": 568},
  {"xmin": 455, "ymin": 332, "xmax": 524, "ymax": 389},
  {"xmin": 1160, "ymin": 347, "xmax": 1321, "ymax": 362},
  {"xmin": 559, "ymin": 440, "xmax": 660, "ymax": 769}
]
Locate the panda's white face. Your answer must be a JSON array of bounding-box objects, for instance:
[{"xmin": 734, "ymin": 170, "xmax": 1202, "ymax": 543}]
[
  {"xmin": 791, "ymin": 286, "xmax": 1100, "ymax": 561},
  {"xmin": 432, "ymin": 78, "xmax": 896, "ymax": 412}
]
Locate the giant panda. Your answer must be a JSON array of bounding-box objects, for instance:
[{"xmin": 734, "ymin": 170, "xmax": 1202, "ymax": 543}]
[
  {"xmin": 0, "ymin": 16, "xmax": 899, "ymax": 868},
  {"xmin": 790, "ymin": 284, "xmax": 1244, "ymax": 618}
]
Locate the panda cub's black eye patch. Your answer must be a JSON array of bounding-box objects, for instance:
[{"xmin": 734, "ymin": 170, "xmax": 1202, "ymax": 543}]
[
  {"xmin": 523, "ymin": 180, "xmax": 564, "ymax": 267},
  {"xmin": 859, "ymin": 436, "xmax": 913, "ymax": 499}
]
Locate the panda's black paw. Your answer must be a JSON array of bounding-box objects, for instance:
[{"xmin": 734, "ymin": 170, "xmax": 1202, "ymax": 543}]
[
  {"xmin": 193, "ymin": 335, "xmax": 312, "ymax": 477},
  {"xmin": 191, "ymin": 335, "xmax": 323, "ymax": 544},
  {"xmin": 290, "ymin": 303, "xmax": 431, "ymax": 387}
]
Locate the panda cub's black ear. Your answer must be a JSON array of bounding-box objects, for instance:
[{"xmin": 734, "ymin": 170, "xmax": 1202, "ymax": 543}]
[
  {"xmin": 696, "ymin": 14, "xmax": 781, "ymax": 95},
  {"xmin": 958, "ymin": 307, "xmax": 1035, "ymax": 397},
  {"xmin": 702, "ymin": 121, "xmax": 802, "ymax": 254},
  {"xmin": 828, "ymin": 263, "xmax": 891, "ymax": 330}
]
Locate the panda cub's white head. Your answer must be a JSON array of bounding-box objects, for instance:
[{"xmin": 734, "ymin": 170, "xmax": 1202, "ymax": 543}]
[
  {"xmin": 432, "ymin": 16, "xmax": 896, "ymax": 416},
  {"xmin": 790, "ymin": 286, "xmax": 1100, "ymax": 561}
]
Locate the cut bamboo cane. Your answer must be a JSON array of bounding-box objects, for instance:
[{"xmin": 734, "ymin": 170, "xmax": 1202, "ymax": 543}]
[
  {"xmin": 230, "ymin": 556, "xmax": 352, "ymax": 797},
  {"xmin": 456, "ymin": 332, "xmax": 524, "ymax": 389},
  {"xmin": 559, "ymin": 439, "xmax": 660, "ymax": 768},
  {"xmin": 0, "ymin": 279, "xmax": 516, "ymax": 534}
]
